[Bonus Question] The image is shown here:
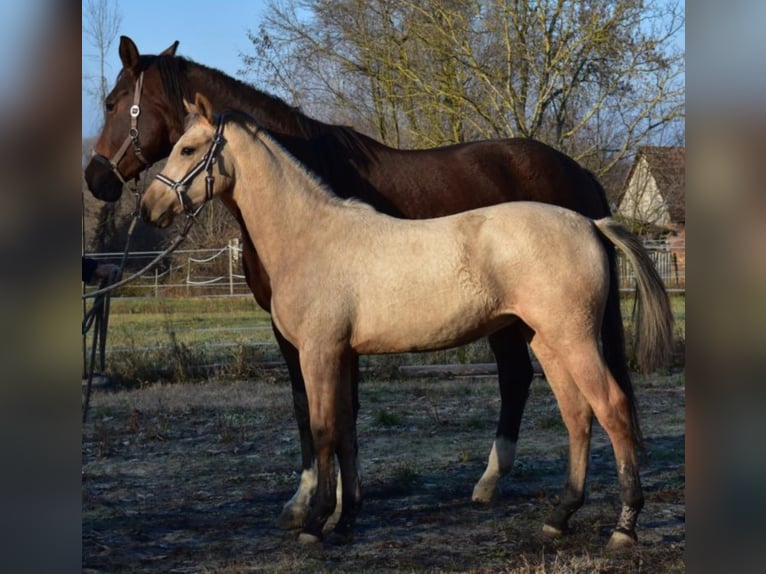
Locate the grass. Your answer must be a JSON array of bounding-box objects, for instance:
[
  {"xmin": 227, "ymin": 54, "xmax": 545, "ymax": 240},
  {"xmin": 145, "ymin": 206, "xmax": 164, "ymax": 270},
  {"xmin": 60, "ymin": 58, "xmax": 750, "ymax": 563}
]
[
  {"xmin": 374, "ymin": 408, "xmax": 403, "ymax": 428},
  {"xmin": 86, "ymin": 293, "xmax": 685, "ymax": 385}
]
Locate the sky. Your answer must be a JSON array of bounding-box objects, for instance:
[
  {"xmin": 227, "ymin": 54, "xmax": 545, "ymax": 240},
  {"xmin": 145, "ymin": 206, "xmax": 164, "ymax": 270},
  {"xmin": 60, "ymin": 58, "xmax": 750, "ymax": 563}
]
[
  {"xmin": 81, "ymin": 0, "xmax": 688, "ymax": 139},
  {"xmin": 82, "ymin": 0, "xmax": 267, "ymax": 137}
]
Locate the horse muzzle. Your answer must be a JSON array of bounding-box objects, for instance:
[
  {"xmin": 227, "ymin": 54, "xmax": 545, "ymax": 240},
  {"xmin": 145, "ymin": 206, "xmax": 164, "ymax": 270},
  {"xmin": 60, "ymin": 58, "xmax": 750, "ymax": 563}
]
[
  {"xmin": 139, "ymin": 192, "xmax": 176, "ymax": 228},
  {"xmin": 84, "ymin": 155, "xmax": 125, "ymax": 202}
]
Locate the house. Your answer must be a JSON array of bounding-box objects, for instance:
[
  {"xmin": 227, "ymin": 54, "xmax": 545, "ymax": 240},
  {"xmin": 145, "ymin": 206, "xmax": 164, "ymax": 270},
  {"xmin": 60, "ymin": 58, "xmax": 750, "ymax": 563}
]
[
  {"xmin": 617, "ymin": 146, "xmax": 685, "ymax": 231},
  {"xmin": 616, "ymin": 146, "xmax": 685, "ymax": 288}
]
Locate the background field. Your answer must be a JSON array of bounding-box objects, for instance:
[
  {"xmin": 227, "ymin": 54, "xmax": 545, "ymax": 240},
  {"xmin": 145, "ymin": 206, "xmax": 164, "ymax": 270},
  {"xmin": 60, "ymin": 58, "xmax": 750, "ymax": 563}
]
[{"xmin": 84, "ymin": 293, "xmax": 685, "ymax": 384}]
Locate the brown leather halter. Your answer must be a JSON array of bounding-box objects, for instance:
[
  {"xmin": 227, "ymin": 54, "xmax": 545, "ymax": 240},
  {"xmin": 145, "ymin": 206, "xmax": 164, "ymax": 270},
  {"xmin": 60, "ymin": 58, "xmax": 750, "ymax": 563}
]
[{"xmin": 92, "ymin": 72, "xmax": 149, "ymax": 184}]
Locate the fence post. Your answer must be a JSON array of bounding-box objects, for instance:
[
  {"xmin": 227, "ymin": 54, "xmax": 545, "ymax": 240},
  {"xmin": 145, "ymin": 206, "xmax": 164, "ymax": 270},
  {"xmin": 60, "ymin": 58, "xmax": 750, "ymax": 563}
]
[{"xmin": 228, "ymin": 239, "xmax": 234, "ymax": 296}]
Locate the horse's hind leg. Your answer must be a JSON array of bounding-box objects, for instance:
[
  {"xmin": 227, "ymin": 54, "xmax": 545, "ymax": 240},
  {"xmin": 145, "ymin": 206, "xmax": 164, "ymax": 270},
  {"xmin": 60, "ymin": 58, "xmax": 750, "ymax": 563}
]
[
  {"xmin": 530, "ymin": 339, "xmax": 593, "ymax": 536},
  {"xmin": 560, "ymin": 343, "xmax": 644, "ymax": 548},
  {"xmin": 472, "ymin": 325, "xmax": 533, "ymax": 503}
]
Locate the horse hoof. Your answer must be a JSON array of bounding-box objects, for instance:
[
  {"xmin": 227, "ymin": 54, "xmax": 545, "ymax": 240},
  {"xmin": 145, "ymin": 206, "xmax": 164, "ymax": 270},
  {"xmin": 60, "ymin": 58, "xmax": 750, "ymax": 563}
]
[
  {"xmin": 276, "ymin": 507, "xmax": 307, "ymax": 530},
  {"xmin": 542, "ymin": 523, "xmax": 565, "ymax": 538},
  {"xmin": 298, "ymin": 532, "xmax": 322, "ymax": 544},
  {"xmin": 606, "ymin": 530, "xmax": 637, "ymax": 551},
  {"xmin": 471, "ymin": 481, "xmax": 497, "ymax": 505}
]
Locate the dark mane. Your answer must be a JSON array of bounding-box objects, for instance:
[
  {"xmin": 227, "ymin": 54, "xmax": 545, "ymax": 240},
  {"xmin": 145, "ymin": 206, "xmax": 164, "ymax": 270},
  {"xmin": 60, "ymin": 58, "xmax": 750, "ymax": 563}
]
[
  {"xmin": 221, "ymin": 111, "xmax": 376, "ymax": 214},
  {"xmin": 142, "ymin": 54, "xmax": 375, "ymax": 160}
]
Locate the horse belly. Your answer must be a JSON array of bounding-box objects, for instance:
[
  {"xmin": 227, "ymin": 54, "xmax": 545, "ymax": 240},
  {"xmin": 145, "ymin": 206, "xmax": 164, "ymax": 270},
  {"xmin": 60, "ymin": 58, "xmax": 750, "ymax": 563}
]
[{"xmin": 350, "ymin": 278, "xmax": 506, "ymax": 354}]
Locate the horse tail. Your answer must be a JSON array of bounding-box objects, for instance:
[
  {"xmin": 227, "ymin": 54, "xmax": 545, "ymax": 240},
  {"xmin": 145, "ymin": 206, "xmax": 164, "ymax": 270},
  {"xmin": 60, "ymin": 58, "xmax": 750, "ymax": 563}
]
[
  {"xmin": 582, "ymin": 171, "xmax": 637, "ymax": 447},
  {"xmin": 593, "ymin": 218, "xmax": 674, "ymax": 452},
  {"xmin": 595, "ymin": 218, "xmax": 674, "ymax": 374}
]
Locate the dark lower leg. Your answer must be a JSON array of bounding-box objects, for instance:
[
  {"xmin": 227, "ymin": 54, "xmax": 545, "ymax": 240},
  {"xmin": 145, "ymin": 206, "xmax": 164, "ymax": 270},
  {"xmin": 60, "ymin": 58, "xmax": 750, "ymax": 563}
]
[
  {"xmin": 301, "ymin": 445, "xmax": 337, "ymax": 540},
  {"xmin": 473, "ymin": 328, "xmax": 534, "ymax": 502},
  {"xmin": 273, "ymin": 324, "xmax": 314, "ymax": 471},
  {"xmin": 613, "ymin": 460, "xmax": 644, "ymax": 540},
  {"xmin": 331, "ymin": 440, "xmax": 362, "ymax": 543},
  {"xmin": 273, "ymin": 325, "xmax": 317, "ymax": 530},
  {"xmin": 331, "ymin": 355, "xmax": 362, "ymax": 543},
  {"xmin": 544, "ymin": 480, "xmax": 586, "ymax": 533},
  {"xmin": 489, "ymin": 326, "xmax": 534, "ymax": 445}
]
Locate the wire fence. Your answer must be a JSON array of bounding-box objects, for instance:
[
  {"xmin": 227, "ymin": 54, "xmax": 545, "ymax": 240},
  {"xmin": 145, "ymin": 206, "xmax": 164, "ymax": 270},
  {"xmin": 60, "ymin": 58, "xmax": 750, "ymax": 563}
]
[{"xmin": 84, "ymin": 237, "xmax": 685, "ymax": 298}]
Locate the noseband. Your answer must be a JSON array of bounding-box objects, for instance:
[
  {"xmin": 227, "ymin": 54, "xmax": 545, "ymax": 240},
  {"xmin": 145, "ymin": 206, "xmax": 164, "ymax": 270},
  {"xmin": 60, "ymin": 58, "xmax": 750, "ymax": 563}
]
[
  {"xmin": 93, "ymin": 72, "xmax": 150, "ymax": 184},
  {"xmin": 153, "ymin": 115, "xmax": 226, "ymax": 217}
]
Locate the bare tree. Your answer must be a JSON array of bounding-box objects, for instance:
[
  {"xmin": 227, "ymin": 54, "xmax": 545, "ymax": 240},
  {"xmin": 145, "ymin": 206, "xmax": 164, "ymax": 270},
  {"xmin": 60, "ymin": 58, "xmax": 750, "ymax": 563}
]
[
  {"xmin": 83, "ymin": 0, "xmax": 121, "ymax": 255},
  {"xmin": 241, "ymin": 0, "xmax": 684, "ymax": 173},
  {"xmin": 82, "ymin": 0, "xmax": 122, "ymax": 120}
]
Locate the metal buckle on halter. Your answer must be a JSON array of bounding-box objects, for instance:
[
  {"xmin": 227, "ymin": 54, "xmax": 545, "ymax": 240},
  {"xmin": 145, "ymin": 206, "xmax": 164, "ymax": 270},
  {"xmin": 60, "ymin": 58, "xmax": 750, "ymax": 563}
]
[{"xmin": 130, "ymin": 104, "xmax": 140, "ymax": 118}]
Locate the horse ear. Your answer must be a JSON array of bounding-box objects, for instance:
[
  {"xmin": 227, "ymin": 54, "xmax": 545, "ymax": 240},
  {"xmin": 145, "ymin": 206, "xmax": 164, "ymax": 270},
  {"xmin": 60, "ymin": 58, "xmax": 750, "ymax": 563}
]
[
  {"xmin": 118, "ymin": 36, "xmax": 140, "ymax": 70},
  {"xmin": 194, "ymin": 93, "xmax": 215, "ymax": 125},
  {"xmin": 160, "ymin": 40, "xmax": 179, "ymax": 57},
  {"xmin": 182, "ymin": 98, "xmax": 194, "ymax": 115}
]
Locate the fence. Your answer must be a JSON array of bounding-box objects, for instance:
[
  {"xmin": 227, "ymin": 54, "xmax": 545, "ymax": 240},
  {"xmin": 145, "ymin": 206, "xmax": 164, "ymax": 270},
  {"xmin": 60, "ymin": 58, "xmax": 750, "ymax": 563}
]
[
  {"xmin": 84, "ymin": 238, "xmax": 685, "ymax": 297},
  {"xmin": 616, "ymin": 239, "xmax": 686, "ymax": 292}
]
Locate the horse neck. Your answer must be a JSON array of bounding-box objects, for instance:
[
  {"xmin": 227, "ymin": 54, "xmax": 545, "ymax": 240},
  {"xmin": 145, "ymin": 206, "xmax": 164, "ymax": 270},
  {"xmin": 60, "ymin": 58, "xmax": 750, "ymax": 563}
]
[
  {"xmin": 226, "ymin": 125, "xmax": 342, "ymax": 273},
  {"xmin": 183, "ymin": 61, "xmax": 318, "ymax": 138}
]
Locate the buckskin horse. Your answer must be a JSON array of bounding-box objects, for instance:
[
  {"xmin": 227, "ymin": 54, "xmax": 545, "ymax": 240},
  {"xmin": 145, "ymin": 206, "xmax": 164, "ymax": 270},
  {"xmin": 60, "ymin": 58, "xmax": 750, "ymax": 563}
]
[
  {"xmin": 85, "ymin": 36, "xmax": 638, "ymax": 530},
  {"xmin": 139, "ymin": 95, "xmax": 673, "ymax": 546}
]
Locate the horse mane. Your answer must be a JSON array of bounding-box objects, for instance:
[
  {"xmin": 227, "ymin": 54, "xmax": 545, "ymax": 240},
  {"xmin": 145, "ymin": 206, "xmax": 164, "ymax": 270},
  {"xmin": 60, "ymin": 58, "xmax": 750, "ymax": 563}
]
[
  {"xmin": 222, "ymin": 112, "xmax": 376, "ymax": 214},
  {"xmin": 143, "ymin": 54, "xmax": 376, "ymax": 163}
]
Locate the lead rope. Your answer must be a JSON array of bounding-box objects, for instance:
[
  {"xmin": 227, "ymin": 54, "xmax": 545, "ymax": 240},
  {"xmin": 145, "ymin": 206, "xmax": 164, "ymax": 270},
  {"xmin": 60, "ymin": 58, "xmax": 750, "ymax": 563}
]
[
  {"xmin": 82, "ymin": 180, "xmax": 201, "ymax": 422},
  {"xmin": 82, "ymin": 176, "xmax": 144, "ymax": 422},
  {"xmin": 82, "ymin": 266, "xmax": 121, "ymax": 423}
]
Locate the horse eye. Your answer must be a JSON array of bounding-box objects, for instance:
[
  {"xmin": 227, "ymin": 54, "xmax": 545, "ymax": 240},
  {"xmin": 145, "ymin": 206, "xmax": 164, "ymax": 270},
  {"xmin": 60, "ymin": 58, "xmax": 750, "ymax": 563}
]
[
  {"xmin": 104, "ymin": 101, "xmax": 115, "ymax": 113},
  {"xmin": 180, "ymin": 147, "xmax": 195, "ymax": 156}
]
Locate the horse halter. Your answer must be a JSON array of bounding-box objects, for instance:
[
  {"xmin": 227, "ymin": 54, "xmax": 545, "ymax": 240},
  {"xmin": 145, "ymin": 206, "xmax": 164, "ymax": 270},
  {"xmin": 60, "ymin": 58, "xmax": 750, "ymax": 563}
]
[
  {"xmin": 153, "ymin": 115, "xmax": 226, "ymax": 217},
  {"xmin": 93, "ymin": 72, "xmax": 150, "ymax": 184}
]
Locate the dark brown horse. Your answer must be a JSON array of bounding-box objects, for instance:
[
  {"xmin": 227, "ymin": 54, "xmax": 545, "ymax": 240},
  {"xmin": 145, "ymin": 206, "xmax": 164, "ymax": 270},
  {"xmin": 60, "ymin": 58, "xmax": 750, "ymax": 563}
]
[{"xmin": 84, "ymin": 36, "xmax": 633, "ymax": 535}]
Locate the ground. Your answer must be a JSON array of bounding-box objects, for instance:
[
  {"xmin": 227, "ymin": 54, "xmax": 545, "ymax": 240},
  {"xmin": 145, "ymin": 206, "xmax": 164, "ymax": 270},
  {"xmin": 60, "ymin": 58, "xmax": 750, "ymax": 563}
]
[{"xmin": 82, "ymin": 370, "xmax": 685, "ymax": 573}]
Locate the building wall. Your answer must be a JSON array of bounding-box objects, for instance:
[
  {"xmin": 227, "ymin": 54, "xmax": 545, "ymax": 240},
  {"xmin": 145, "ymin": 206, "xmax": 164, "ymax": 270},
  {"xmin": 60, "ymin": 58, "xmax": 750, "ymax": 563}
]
[{"xmin": 618, "ymin": 157, "xmax": 671, "ymax": 226}]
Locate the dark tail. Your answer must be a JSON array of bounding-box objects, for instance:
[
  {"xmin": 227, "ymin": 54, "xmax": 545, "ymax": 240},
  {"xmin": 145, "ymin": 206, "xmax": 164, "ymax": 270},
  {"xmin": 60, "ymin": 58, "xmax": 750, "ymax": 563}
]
[{"xmin": 595, "ymin": 218, "xmax": 674, "ymax": 452}]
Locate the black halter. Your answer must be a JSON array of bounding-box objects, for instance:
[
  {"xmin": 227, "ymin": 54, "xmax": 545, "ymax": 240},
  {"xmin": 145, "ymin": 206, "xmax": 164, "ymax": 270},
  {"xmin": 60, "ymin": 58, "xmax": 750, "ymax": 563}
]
[
  {"xmin": 94, "ymin": 72, "xmax": 150, "ymax": 184},
  {"xmin": 153, "ymin": 115, "xmax": 226, "ymax": 217}
]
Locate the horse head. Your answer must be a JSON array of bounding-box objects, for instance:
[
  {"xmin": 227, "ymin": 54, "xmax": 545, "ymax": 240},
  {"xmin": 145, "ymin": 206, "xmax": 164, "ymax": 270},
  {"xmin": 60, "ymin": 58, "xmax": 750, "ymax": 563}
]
[
  {"xmin": 141, "ymin": 93, "xmax": 231, "ymax": 228},
  {"xmin": 84, "ymin": 36, "xmax": 180, "ymax": 201}
]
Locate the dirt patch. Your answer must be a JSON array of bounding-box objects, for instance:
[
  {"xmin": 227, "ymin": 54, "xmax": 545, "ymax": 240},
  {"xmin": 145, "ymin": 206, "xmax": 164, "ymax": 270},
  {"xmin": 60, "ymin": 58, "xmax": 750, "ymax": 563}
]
[{"xmin": 82, "ymin": 371, "xmax": 685, "ymax": 572}]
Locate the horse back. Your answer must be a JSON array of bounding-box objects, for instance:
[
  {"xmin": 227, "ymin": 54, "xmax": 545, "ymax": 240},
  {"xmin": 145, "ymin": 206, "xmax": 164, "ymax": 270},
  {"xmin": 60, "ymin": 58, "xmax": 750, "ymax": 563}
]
[{"xmin": 361, "ymin": 138, "xmax": 610, "ymax": 220}]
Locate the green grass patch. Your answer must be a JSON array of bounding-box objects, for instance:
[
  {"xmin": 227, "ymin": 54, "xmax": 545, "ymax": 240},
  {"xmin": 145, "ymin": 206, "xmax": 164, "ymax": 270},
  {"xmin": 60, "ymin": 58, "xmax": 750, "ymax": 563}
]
[
  {"xmin": 85, "ymin": 293, "xmax": 686, "ymax": 385},
  {"xmin": 374, "ymin": 408, "xmax": 403, "ymax": 428}
]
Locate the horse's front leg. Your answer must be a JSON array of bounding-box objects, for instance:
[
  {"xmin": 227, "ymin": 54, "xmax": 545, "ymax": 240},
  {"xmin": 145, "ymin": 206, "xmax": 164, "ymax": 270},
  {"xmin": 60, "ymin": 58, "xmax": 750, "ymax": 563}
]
[
  {"xmin": 298, "ymin": 345, "xmax": 361, "ymax": 544},
  {"xmin": 272, "ymin": 324, "xmax": 317, "ymax": 530},
  {"xmin": 328, "ymin": 353, "xmax": 362, "ymax": 544}
]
